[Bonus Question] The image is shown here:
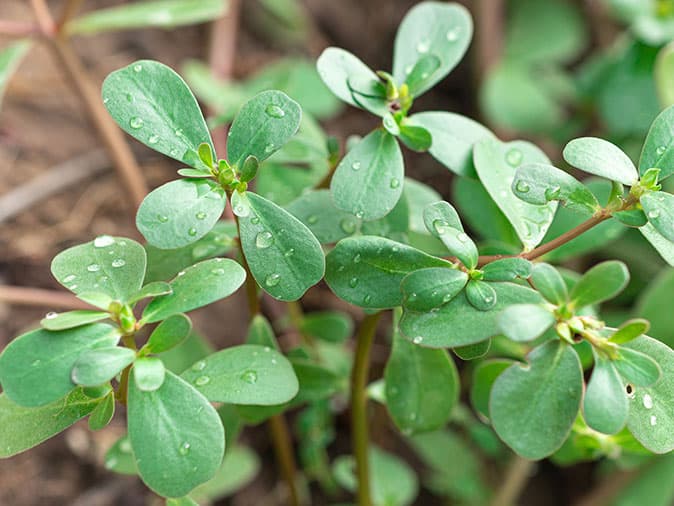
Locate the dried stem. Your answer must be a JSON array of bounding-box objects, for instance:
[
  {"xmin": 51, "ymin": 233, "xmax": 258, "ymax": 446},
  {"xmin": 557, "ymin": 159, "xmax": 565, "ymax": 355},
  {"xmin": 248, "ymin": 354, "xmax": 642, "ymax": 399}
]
[
  {"xmin": 0, "ymin": 20, "xmax": 39, "ymax": 38},
  {"xmin": 57, "ymin": 0, "xmax": 86, "ymax": 30},
  {"xmin": 0, "ymin": 285, "xmax": 91, "ymax": 309},
  {"xmin": 489, "ymin": 455, "xmax": 535, "ymax": 506},
  {"xmin": 351, "ymin": 312, "xmax": 382, "ymax": 506}
]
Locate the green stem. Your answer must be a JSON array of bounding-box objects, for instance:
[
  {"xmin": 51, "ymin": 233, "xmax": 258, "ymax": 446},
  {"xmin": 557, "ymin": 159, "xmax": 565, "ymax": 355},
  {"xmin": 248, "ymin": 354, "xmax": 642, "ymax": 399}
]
[{"xmin": 351, "ymin": 312, "xmax": 382, "ymax": 506}]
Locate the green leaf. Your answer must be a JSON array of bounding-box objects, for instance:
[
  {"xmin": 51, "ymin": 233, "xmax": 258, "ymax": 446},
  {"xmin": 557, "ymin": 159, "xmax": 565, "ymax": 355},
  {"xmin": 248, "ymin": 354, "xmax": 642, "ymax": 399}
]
[
  {"xmin": 68, "ymin": 0, "xmax": 226, "ymax": 35},
  {"xmin": 481, "ymin": 257, "xmax": 532, "ymax": 282},
  {"xmin": 143, "ymin": 258, "xmax": 245, "ymax": 323},
  {"xmin": 400, "ymin": 282, "xmax": 542, "ymax": 348},
  {"xmin": 640, "ymin": 223, "xmax": 674, "ymax": 267},
  {"xmin": 470, "ymin": 359, "xmax": 512, "ymax": 419},
  {"xmin": 639, "ymin": 104, "xmax": 674, "ymax": 180},
  {"xmin": 563, "ymin": 137, "xmax": 638, "ymax": 185},
  {"xmin": 433, "ymin": 224, "xmax": 478, "ymax": 270},
  {"xmin": 226, "ymin": 90, "xmax": 301, "ymax": 167},
  {"xmin": 624, "ymin": 336, "xmax": 674, "ymax": 453},
  {"xmin": 103, "ymin": 60, "xmax": 213, "ymax": 169},
  {"xmin": 245, "ymin": 315, "xmax": 279, "ymax": 350},
  {"xmin": 181, "ymin": 345, "xmax": 299, "ymax": 405},
  {"xmin": 407, "ymin": 112, "xmax": 493, "ymax": 177},
  {"xmin": 88, "ymin": 393, "xmax": 115, "ymax": 431},
  {"xmin": 166, "ymin": 497, "xmax": 198, "ymax": 506},
  {"xmin": 191, "ymin": 445, "xmax": 260, "ymax": 502},
  {"xmin": 490, "ymin": 341, "xmax": 583, "ymax": 459},
  {"xmin": 636, "ymin": 269, "xmax": 674, "ymax": 347},
  {"xmin": 130, "ymin": 281, "xmax": 173, "ymax": 303},
  {"xmin": 300, "ymin": 311, "xmax": 353, "ymax": 343},
  {"xmin": 104, "ymin": 434, "xmax": 137, "ymax": 475},
  {"xmin": 0, "ymin": 324, "xmax": 119, "ymax": 407},
  {"xmin": 423, "ymin": 200, "xmax": 463, "ymax": 233},
  {"xmin": 392, "ymin": 1, "xmax": 472, "ymax": 97},
  {"xmin": 512, "ymin": 163, "xmax": 600, "ymax": 214},
  {"xmin": 237, "ymin": 192, "xmax": 324, "ymax": 301},
  {"xmin": 128, "ymin": 369, "xmax": 224, "ymax": 498},
  {"xmin": 531, "ymin": 263, "xmax": 568, "ymax": 304},
  {"xmin": 614, "ymin": 209, "xmax": 648, "ymax": 227},
  {"xmin": 330, "ymin": 129, "xmax": 404, "ymax": 221},
  {"xmin": 71, "ymin": 347, "xmax": 136, "ymax": 387},
  {"xmin": 400, "ymin": 267, "xmax": 468, "ymax": 312},
  {"xmin": 570, "ymin": 260, "xmax": 630, "ymax": 308},
  {"xmin": 403, "ymin": 54, "xmax": 441, "ymax": 96},
  {"xmin": 291, "ymin": 360, "xmax": 341, "ymax": 404},
  {"xmin": 0, "ymin": 40, "xmax": 31, "ymax": 109},
  {"xmin": 333, "ymin": 447, "xmax": 418, "ymax": 506},
  {"xmin": 286, "ymin": 190, "xmax": 359, "ymax": 244},
  {"xmin": 316, "ymin": 47, "xmax": 379, "ymax": 110},
  {"xmin": 642, "ymin": 191, "xmax": 674, "ymax": 242},
  {"xmin": 134, "ymin": 357, "xmax": 166, "ymax": 392},
  {"xmin": 614, "ymin": 347, "xmax": 662, "ymax": 387},
  {"xmin": 41, "ymin": 310, "xmax": 109, "ymax": 330},
  {"xmin": 51, "ymin": 235, "xmax": 146, "ymax": 303},
  {"xmin": 145, "ymin": 314, "xmax": 192, "ymax": 354},
  {"xmin": 473, "ymin": 138, "xmax": 557, "ymax": 250},
  {"xmin": 325, "ymin": 236, "xmax": 450, "ymax": 309},
  {"xmin": 583, "ymin": 354, "xmax": 628, "ymax": 434},
  {"xmin": 609, "ymin": 319, "xmax": 650, "ymax": 345},
  {"xmin": 465, "ymin": 280, "xmax": 497, "ymax": 311},
  {"xmin": 385, "ymin": 327, "xmax": 459, "ymax": 434},
  {"xmin": 0, "ymin": 390, "xmax": 100, "ymax": 458},
  {"xmin": 497, "ymin": 304, "xmax": 554, "ymax": 342},
  {"xmin": 137, "ymin": 179, "xmax": 227, "ymax": 249},
  {"xmin": 453, "ymin": 340, "xmax": 491, "ymax": 360},
  {"xmin": 398, "ymin": 124, "xmax": 432, "ymax": 152}
]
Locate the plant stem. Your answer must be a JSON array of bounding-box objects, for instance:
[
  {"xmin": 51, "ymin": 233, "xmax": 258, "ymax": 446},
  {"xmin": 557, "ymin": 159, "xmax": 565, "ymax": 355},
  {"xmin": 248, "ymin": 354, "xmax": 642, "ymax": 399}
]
[
  {"xmin": 232, "ymin": 217, "xmax": 260, "ymax": 318},
  {"xmin": 0, "ymin": 20, "xmax": 39, "ymax": 38},
  {"xmin": 57, "ymin": 0, "xmax": 86, "ymax": 30},
  {"xmin": 0, "ymin": 285, "xmax": 91, "ymax": 309},
  {"xmin": 489, "ymin": 455, "xmax": 534, "ymax": 506},
  {"xmin": 351, "ymin": 312, "xmax": 382, "ymax": 506}
]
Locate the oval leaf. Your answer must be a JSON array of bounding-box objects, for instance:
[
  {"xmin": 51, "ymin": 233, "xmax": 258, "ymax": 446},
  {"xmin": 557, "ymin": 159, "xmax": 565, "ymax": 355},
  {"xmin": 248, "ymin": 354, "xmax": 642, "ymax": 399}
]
[
  {"xmin": 41, "ymin": 310, "xmax": 110, "ymax": 331},
  {"xmin": 583, "ymin": 354, "xmax": 628, "ymax": 434},
  {"xmin": 531, "ymin": 262, "xmax": 568, "ymax": 305},
  {"xmin": 134, "ymin": 357, "xmax": 167, "ymax": 392},
  {"xmin": 639, "ymin": 104, "xmax": 674, "ymax": 180},
  {"xmin": 71, "ymin": 347, "xmax": 136, "ymax": 387},
  {"xmin": 401, "ymin": 267, "xmax": 468, "ymax": 312},
  {"xmin": 497, "ymin": 304, "xmax": 554, "ymax": 342},
  {"xmin": 570, "ymin": 260, "xmax": 630, "ymax": 308},
  {"xmin": 563, "ymin": 137, "xmax": 638, "ymax": 185},
  {"xmin": 614, "ymin": 347, "xmax": 662, "ymax": 387},
  {"xmin": 316, "ymin": 47, "xmax": 379, "ymax": 110},
  {"xmin": 641, "ymin": 191, "xmax": 674, "ymax": 242},
  {"xmin": 145, "ymin": 314, "xmax": 192, "ymax": 354}
]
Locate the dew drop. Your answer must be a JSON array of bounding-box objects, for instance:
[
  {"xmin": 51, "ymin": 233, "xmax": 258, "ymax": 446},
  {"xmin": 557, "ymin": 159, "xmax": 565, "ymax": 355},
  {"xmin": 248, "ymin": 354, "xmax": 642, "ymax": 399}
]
[
  {"xmin": 241, "ymin": 370, "xmax": 258, "ymax": 384},
  {"xmin": 94, "ymin": 235, "xmax": 115, "ymax": 248},
  {"xmin": 457, "ymin": 232, "xmax": 469, "ymax": 243},
  {"xmin": 251, "ymin": 216, "xmax": 260, "ymax": 224},
  {"xmin": 383, "ymin": 116, "xmax": 396, "ymax": 130},
  {"xmin": 505, "ymin": 148, "xmax": 523, "ymax": 167},
  {"xmin": 353, "ymin": 253, "xmax": 362, "ymax": 263},
  {"xmin": 265, "ymin": 273, "xmax": 281, "ymax": 287},
  {"xmin": 405, "ymin": 64, "xmax": 414, "ymax": 75},
  {"xmin": 340, "ymin": 218, "xmax": 357, "ymax": 234},
  {"xmin": 129, "ymin": 117, "xmax": 144, "ymax": 129},
  {"xmin": 407, "ymin": 292, "xmax": 418, "ymax": 302},
  {"xmin": 390, "ymin": 178, "xmax": 400, "ymax": 189},
  {"xmin": 656, "ymin": 145, "xmax": 667, "ymax": 156},
  {"xmin": 446, "ymin": 27, "xmax": 460, "ymax": 41},
  {"xmin": 643, "ymin": 394, "xmax": 653, "ymax": 409},
  {"xmin": 351, "ymin": 161, "xmax": 361, "ymax": 171},
  {"xmin": 211, "ymin": 268, "xmax": 225, "ymax": 275},
  {"xmin": 307, "ymin": 215, "xmax": 319, "ymax": 225},
  {"xmin": 416, "ymin": 38, "xmax": 430, "ymax": 53},
  {"xmin": 188, "ymin": 227, "xmax": 198, "ymax": 237},
  {"xmin": 545, "ymin": 185, "xmax": 561, "ymax": 200},
  {"xmin": 63, "ymin": 274, "xmax": 77, "ymax": 283},
  {"xmin": 195, "ymin": 376, "xmax": 210, "ymax": 386},
  {"xmin": 265, "ymin": 104, "xmax": 285, "ymax": 118},
  {"xmin": 195, "ymin": 211, "xmax": 207, "ymax": 220},
  {"xmin": 177, "ymin": 270, "xmax": 186, "ymax": 277},
  {"xmin": 256, "ymin": 231, "xmax": 274, "ymax": 249},
  {"xmin": 355, "ymin": 210, "xmax": 365, "ymax": 219},
  {"xmin": 413, "ymin": 336, "xmax": 423, "ymax": 344},
  {"xmin": 432, "ymin": 219, "xmax": 449, "ymax": 235},
  {"xmin": 648, "ymin": 210, "xmax": 660, "ymax": 219},
  {"xmin": 515, "ymin": 180, "xmax": 530, "ymax": 194},
  {"xmin": 111, "ymin": 259, "xmax": 126, "ymax": 268},
  {"xmin": 133, "ymin": 64, "xmax": 142, "ymax": 73},
  {"xmin": 264, "ymin": 143, "xmax": 275, "ymax": 154},
  {"xmin": 45, "ymin": 311, "xmax": 58, "ymax": 320},
  {"xmin": 178, "ymin": 442, "xmax": 191, "ymax": 455},
  {"xmin": 87, "ymin": 264, "xmax": 100, "ymax": 272},
  {"xmin": 442, "ymin": 293, "xmax": 454, "ymax": 303},
  {"xmin": 650, "ymin": 415, "xmax": 657, "ymax": 426},
  {"xmin": 349, "ymin": 277, "xmax": 359, "ymax": 288},
  {"xmin": 125, "ymin": 93, "xmax": 134, "ymax": 103},
  {"xmin": 192, "ymin": 360, "xmax": 206, "ymax": 371},
  {"xmin": 119, "ymin": 439, "xmax": 132, "ymax": 453},
  {"xmin": 284, "ymin": 248, "xmax": 295, "ymax": 258},
  {"xmin": 363, "ymin": 294, "xmax": 372, "ymax": 304},
  {"xmin": 148, "ymin": 134, "xmax": 159, "ymax": 145}
]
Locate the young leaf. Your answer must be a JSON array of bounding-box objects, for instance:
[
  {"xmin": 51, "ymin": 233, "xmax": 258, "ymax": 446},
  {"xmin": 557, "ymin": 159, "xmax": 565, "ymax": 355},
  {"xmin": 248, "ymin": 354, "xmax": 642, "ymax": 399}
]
[
  {"xmin": 226, "ymin": 90, "xmax": 302, "ymax": 167},
  {"xmin": 398, "ymin": 124, "xmax": 432, "ymax": 152},
  {"xmin": 137, "ymin": 179, "xmax": 227, "ymax": 249},
  {"xmin": 104, "ymin": 434, "xmax": 137, "ymax": 475},
  {"xmin": 470, "ymin": 359, "xmax": 512, "ymax": 419},
  {"xmin": 41, "ymin": 310, "xmax": 109, "ymax": 331},
  {"xmin": 181, "ymin": 345, "xmax": 299, "ymax": 405},
  {"xmin": 130, "ymin": 281, "xmax": 173, "ymax": 304},
  {"xmin": 88, "ymin": 393, "xmax": 115, "ymax": 431},
  {"xmin": 128, "ymin": 369, "xmax": 224, "ymax": 498},
  {"xmin": 490, "ymin": 341, "xmax": 583, "ymax": 459},
  {"xmin": 393, "ymin": 2, "xmax": 473, "ymax": 97},
  {"xmin": 609, "ymin": 319, "xmax": 650, "ymax": 345},
  {"xmin": 570, "ymin": 260, "xmax": 630, "ymax": 308},
  {"xmin": 640, "ymin": 222, "xmax": 674, "ymax": 267},
  {"xmin": 639, "ymin": 104, "xmax": 674, "ymax": 180},
  {"xmin": 133, "ymin": 357, "xmax": 167, "ymax": 392},
  {"xmin": 453, "ymin": 340, "xmax": 491, "ymax": 360},
  {"xmin": 614, "ymin": 347, "xmax": 662, "ymax": 387},
  {"xmin": 614, "ymin": 209, "xmax": 648, "ymax": 227},
  {"xmin": 300, "ymin": 312, "xmax": 354, "ymax": 343},
  {"xmin": 142, "ymin": 258, "xmax": 246, "ymax": 323},
  {"xmin": 423, "ymin": 200, "xmax": 464, "ymax": 233},
  {"xmin": 497, "ymin": 304, "xmax": 554, "ymax": 342},
  {"xmin": 473, "ymin": 138, "xmax": 557, "ymax": 250},
  {"xmin": 145, "ymin": 314, "xmax": 192, "ymax": 354},
  {"xmin": 51, "ymin": 236, "xmax": 146, "ymax": 303},
  {"xmin": 102, "ymin": 60, "xmax": 214, "ymax": 169},
  {"xmin": 433, "ymin": 224, "xmax": 479, "ymax": 269},
  {"xmin": 481, "ymin": 257, "xmax": 532, "ymax": 282},
  {"xmin": 563, "ymin": 137, "xmax": 638, "ymax": 185},
  {"xmin": 330, "ymin": 129, "xmax": 404, "ymax": 221},
  {"xmin": 71, "ymin": 347, "xmax": 136, "ymax": 387},
  {"xmin": 67, "ymin": 0, "xmax": 226, "ymax": 35},
  {"xmin": 286, "ymin": 189, "xmax": 360, "ymax": 244},
  {"xmin": 531, "ymin": 263, "xmax": 568, "ymax": 305},
  {"xmin": 325, "ymin": 236, "xmax": 450, "ymax": 309},
  {"xmin": 624, "ymin": 336, "xmax": 674, "ymax": 453},
  {"xmin": 316, "ymin": 47, "xmax": 380, "ymax": 109},
  {"xmin": 465, "ymin": 280, "xmax": 497, "ymax": 311},
  {"xmin": 245, "ymin": 315, "xmax": 279, "ymax": 350},
  {"xmin": 0, "ymin": 390, "xmax": 100, "ymax": 458},
  {"xmin": 385, "ymin": 327, "xmax": 459, "ymax": 434},
  {"xmin": 583, "ymin": 354, "xmax": 628, "ymax": 434},
  {"xmin": 407, "ymin": 112, "xmax": 494, "ymax": 177},
  {"xmin": 0, "ymin": 324, "xmax": 120, "ymax": 407},
  {"xmin": 641, "ymin": 191, "xmax": 674, "ymax": 242},
  {"xmin": 400, "ymin": 282, "xmax": 542, "ymax": 348},
  {"xmin": 0, "ymin": 40, "xmax": 31, "ymax": 109},
  {"xmin": 512, "ymin": 163, "xmax": 600, "ymax": 214},
  {"xmin": 237, "ymin": 192, "xmax": 324, "ymax": 301},
  {"xmin": 400, "ymin": 267, "xmax": 468, "ymax": 312}
]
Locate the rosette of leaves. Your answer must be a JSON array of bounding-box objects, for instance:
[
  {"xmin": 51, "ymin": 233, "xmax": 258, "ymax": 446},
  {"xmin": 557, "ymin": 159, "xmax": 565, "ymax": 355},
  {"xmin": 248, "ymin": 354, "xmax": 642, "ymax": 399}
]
[
  {"xmin": 317, "ymin": 1, "xmax": 496, "ymax": 222},
  {"xmin": 102, "ymin": 59, "xmax": 325, "ymax": 301},
  {"xmin": 0, "ymin": 235, "xmax": 301, "ymax": 499},
  {"xmin": 509, "ymin": 105, "xmax": 674, "ymax": 265}
]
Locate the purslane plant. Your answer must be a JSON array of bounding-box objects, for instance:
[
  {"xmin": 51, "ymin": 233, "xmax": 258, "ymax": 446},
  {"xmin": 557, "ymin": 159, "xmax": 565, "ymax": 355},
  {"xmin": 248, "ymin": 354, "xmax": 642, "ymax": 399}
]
[{"xmin": 1, "ymin": 2, "xmax": 674, "ymax": 506}]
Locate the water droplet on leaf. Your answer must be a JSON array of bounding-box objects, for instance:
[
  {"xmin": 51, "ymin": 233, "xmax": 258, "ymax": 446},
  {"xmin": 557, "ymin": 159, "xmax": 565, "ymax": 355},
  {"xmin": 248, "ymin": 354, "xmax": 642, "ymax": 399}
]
[
  {"xmin": 515, "ymin": 180, "xmax": 530, "ymax": 193},
  {"xmin": 643, "ymin": 394, "xmax": 653, "ymax": 409},
  {"xmin": 416, "ymin": 38, "xmax": 430, "ymax": 53},
  {"xmin": 390, "ymin": 178, "xmax": 400, "ymax": 189},
  {"xmin": 505, "ymin": 148, "xmax": 523, "ymax": 167},
  {"xmin": 111, "ymin": 259, "xmax": 126, "ymax": 268},
  {"xmin": 179, "ymin": 442, "xmax": 191, "ymax": 455},
  {"xmin": 45, "ymin": 312, "xmax": 58, "ymax": 320},
  {"xmin": 340, "ymin": 218, "xmax": 357, "ymax": 234},
  {"xmin": 241, "ymin": 370, "xmax": 258, "ymax": 384},
  {"xmin": 351, "ymin": 161, "xmax": 361, "ymax": 171},
  {"xmin": 87, "ymin": 264, "xmax": 100, "ymax": 272},
  {"xmin": 349, "ymin": 277, "xmax": 359, "ymax": 288},
  {"xmin": 129, "ymin": 117, "xmax": 144, "ymax": 129},
  {"xmin": 265, "ymin": 104, "xmax": 285, "ymax": 118},
  {"xmin": 195, "ymin": 376, "xmax": 210, "ymax": 386},
  {"xmin": 192, "ymin": 360, "xmax": 206, "ymax": 371},
  {"xmin": 265, "ymin": 273, "xmax": 281, "ymax": 287},
  {"xmin": 256, "ymin": 231, "xmax": 274, "ymax": 249},
  {"xmin": 94, "ymin": 235, "xmax": 115, "ymax": 248}
]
